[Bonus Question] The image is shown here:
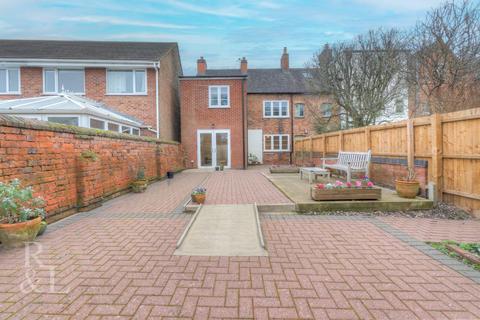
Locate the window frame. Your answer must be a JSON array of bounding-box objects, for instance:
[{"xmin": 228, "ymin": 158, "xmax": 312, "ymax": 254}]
[
  {"xmin": 294, "ymin": 103, "xmax": 305, "ymax": 118},
  {"xmin": 43, "ymin": 68, "xmax": 85, "ymax": 95},
  {"xmin": 263, "ymin": 100, "xmax": 289, "ymax": 118},
  {"xmin": 0, "ymin": 68, "xmax": 21, "ymax": 95},
  {"xmin": 46, "ymin": 116, "xmax": 80, "ymax": 126},
  {"xmin": 320, "ymin": 103, "xmax": 333, "ymax": 118},
  {"xmin": 264, "ymin": 134, "xmax": 290, "ymax": 152},
  {"xmin": 106, "ymin": 69, "xmax": 148, "ymax": 96},
  {"xmin": 208, "ymin": 85, "xmax": 230, "ymax": 108}
]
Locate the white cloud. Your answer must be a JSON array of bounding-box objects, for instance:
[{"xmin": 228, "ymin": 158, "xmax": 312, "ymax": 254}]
[
  {"xmin": 108, "ymin": 32, "xmax": 218, "ymax": 45},
  {"xmin": 61, "ymin": 16, "xmax": 194, "ymax": 29},
  {"xmin": 353, "ymin": 0, "xmax": 443, "ymax": 12}
]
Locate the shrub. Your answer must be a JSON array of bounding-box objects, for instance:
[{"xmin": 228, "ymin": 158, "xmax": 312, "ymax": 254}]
[{"xmin": 0, "ymin": 179, "xmax": 46, "ymax": 224}]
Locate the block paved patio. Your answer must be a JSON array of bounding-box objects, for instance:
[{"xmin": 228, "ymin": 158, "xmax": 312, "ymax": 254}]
[{"xmin": 0, "ymin": 170, "xmax": 479, "ymax": 319}]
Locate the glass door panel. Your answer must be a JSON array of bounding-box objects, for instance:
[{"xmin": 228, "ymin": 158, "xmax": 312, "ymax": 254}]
[
  {"xmin": 200, "ymin": 133, "xmax": 212, "ymax": 167},
  {"xmin": 216, "ymin": 132, "xmax": 228, "ymax": 167}
]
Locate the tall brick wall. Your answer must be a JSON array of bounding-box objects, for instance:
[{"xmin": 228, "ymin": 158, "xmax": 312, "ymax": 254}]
[
  {"xmin": 180, "ymin": 78, "xmax": 246, "ymax": 169},
  {"xmin": 0, "ymin": 115, "xmax": 184, "ymax": 221}
]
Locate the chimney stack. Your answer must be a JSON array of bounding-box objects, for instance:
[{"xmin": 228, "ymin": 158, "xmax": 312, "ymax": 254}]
[
  {"xmin": 281, "ymin": 47, "xmax": 289, "ymax": 71},
  {"xmin": 240, "ymin": 57, "xmax": 248, "ymax": 74},
  {"xmin": 197, "ymin": 56, "xmax": 207, "ymax": 75}
]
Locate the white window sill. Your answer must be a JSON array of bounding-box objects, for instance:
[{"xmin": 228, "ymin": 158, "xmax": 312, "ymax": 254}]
[
  {"xmin": 264, "ymin": 150, "xmax": 291, "ymax": 153},
  {"xmin": 263, "ymin": 116, "xmax": 290, "ymax": 119},
  {"xmin": 43, "ymin": 92, "xmax": 85, "ymax": 95},
  {"xmin": 0, "ymin": 92, "xmax": 21, "ymax": 95},
  {"xmin": 105, "ymin": 93, "xmax": 148, "ymax": 96},
  {"xmin": 208, "ymin": 106, "xmax": 231, "ymax": 109}
]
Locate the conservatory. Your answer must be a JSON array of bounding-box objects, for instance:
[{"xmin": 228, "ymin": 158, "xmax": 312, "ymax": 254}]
[{"xmin": 0, "ymin": 94, "xmax": 143, "ymax": 135}]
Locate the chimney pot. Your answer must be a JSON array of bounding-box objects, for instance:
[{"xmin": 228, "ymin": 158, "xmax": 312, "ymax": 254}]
[
  {"xmin": 197, "ymin": 56, "xmax": 207, "ymax": 75},
  {"xmin": 281, "ymin": 47, "xmax": 289, "ymax": 71},
  {"xmin": 240, "ymin": 57, "xmax": 248, "ymax": 74}
]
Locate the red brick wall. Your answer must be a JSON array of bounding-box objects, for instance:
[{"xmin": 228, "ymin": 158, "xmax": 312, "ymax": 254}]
[
  {"xmin": 0, "ymin": 115, "xmax": 183, "ymax": 221},
  {"xmin": 180, "ymin": 78, "xmax": 246, "ymax": 169},
  {"xmin": 247, "ymin": 93, "xmax": 334, "ymax": 165},
  {"xmin": 0, "ymin": 65, "xmax": 181, "ymax": 140}
]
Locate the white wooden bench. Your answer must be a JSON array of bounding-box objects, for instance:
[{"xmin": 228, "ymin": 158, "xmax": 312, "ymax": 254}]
[{"xmin": 322, "ymin": 150, "xmax": 371, "ymax": 182}]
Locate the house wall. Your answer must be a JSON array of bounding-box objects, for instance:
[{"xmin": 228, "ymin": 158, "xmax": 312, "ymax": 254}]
[
  {"xmin": 247, "ymin": 93, "xmax": 335, "ymax": 165},
  {"xmin": 0, "ymin": 64, "xmax": 182, "ymax": 139},
  {"xmin": 0, "ymin": 115, "xmax": 183, "ymax": 222},
  {"xmin": 180, "ymin": 78, "xmax": 246, "ymax": 169}
]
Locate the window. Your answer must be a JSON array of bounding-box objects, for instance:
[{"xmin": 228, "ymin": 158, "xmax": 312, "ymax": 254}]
[
  {"xmin": 47, "ymin": 116, "xmax": 79, "ymax": 126},
  {"xmin": 321, "ymin": 103, "xmax": 333, "ymax": 117},
  {"xmin": 43, "ymin": 69, "xmax": 85, "ymax": 94},
  {"xmin": 295, "ymin": 103, "xmax": 304, "ymax": 117},
  {"xmin": 121, "ymin": 126, "xmax": 131, "ymax": 134},
  {"xmin": 107, "ymin": 69, "xmax": 146, "ymax": 94},
  {"xmin": 108, "ymin": 122, "xmax": 120, "ymax": 132},
  {"xmin": 0, "ymin": 68, "xmax": 20, "ymax": 94},
  {"xmin": 90, "ymin": 118, "xmax": 105, "ymax": 129},
  {"xmin": 264, "ymin": 134, "xmax": 290, "ymax": 152},
  {"xmin": 395, "ymin": 99, "xmax": 405, "ymax": 114},
  {"xmin": 132, "ymin": 128, "xmax": 140, "ymax": 136},
  {"xmin": 208, "ymin": 86, "xmax": 229, "ymax": 108},
  {"xmin": 263, "ymin": 101, "xmax": 289, "ymax": 118}
]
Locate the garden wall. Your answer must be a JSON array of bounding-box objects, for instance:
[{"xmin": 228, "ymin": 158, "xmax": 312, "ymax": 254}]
[
  {"xmin": 294, "ymin": 108, "xmax": 480, "ymax": 217},
  {"xmin": 0, "ymin": 115, "xmax": 184, "ymax": 222}
]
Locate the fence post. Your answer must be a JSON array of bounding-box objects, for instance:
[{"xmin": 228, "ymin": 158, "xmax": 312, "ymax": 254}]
[
  {"xmin": 365, "ymin": 127, "xmax": 371, "ymax": 151},
  {"xmin": 431, "ymin": 114, "xmax": 443, "ymax": 201},
  {"xmin": 309, "ymin": 136, "xmax": 313, "ymax": 163},
  {"xmin": 322, "ymin": 136, "xmax": 326, "ymax": 158},
  {"xmin": 339, "ymin": 132, "xmax": 344, "ymax": 151},
  {"xmin": 407, "ymin": 119, "xmax": 415, "ymax": 169}
]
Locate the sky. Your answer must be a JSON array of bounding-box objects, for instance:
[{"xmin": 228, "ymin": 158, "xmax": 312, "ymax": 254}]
[{"xmin": 0, "ymin": 0, "xmax": 448, "ymax": 74}]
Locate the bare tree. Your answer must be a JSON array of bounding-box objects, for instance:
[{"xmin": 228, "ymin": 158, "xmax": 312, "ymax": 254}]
[
  {"xmin": 308, "ymin": 29, "xmax": 407, "ymax": 128},
  {"xmin": 407, "ymin": 0, "xmax": 480, "ymax": 115}
]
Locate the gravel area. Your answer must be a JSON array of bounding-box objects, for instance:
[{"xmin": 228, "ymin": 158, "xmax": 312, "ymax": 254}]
[{"xmin": 305, "ymin": 202, "xmax": 473, "ymax": 220}]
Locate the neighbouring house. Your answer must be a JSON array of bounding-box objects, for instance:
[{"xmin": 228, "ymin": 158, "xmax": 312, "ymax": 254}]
[
  {"xmin": 0, "ymin": 39, "xmax": 182, "ymax": 139},
  {"xmin": 180, "ymin": 48, "xmax": 336, "ymax": 169},
  {"xmin": 0, "ymin": 94, "xmax": 143, "ymax": 135}
]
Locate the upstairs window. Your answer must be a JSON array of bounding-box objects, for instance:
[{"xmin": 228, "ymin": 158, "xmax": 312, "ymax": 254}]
[
  {"xmin": 320, "ymin": 103, "xmax": 333, "ymax": 117},
  {"xmin": 0, "ymin": 68, "xmax": 20, "ymax": 94},
  {"xmin": 44, "ymin": 69, "xmax": 85, "ymax": 94},
  {"xmin": 264, "ymin": 134, "xmax": 290, "ymax": 152},
  {"xmin": 394, "ymin": 99, "xmax": 405, "ymax": 114},
  {"xmin": 295, "ymin": 103, "xmax": 305, "ymax": 118},
  {"xmin": 107, "ymin": 69, "xmax": 146, "ymax": 95},
  {"xmin": 264, "ymin": 100, "xmax": 289, "ymax": 118},
  {"xmin": 209, "ymin": 85, "xmax": 229, "ymax": 108}
]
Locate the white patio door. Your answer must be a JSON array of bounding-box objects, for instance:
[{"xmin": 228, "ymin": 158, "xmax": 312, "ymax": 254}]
[{"xmin": 197, "ymin": 129, "xmax": 231, "ymax": 168}]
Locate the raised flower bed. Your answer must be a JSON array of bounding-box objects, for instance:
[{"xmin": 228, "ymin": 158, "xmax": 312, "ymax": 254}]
[{"xmin": 311, "ymin": 179, "xmax": 381, "ymax": 201}]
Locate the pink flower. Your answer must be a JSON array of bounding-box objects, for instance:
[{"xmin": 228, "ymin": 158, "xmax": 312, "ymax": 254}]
[
  {"xmin": 355, "ymin": 181, "xmax": 362, "ymax": 188},
  {"xmin": 316, "ymin": 183, "xmax": 324, "ymax": 189},
  {"xmin": 367, "ymin": 181, "xmax": 374, "ymax": 188},
  {"xmin": 346, "ymin": 182, "xmax": 352, "ymax": 188},
  {"xmin": 335, "ymin": 180, "xmax": 343, "ymax": 186}
]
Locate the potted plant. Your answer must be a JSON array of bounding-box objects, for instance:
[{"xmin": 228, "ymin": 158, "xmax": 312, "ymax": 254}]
[
  {"xmin": 131, "ymin": 167, "xmax": 148, "ymax": 193},
  {"xmin": 0, "ymin": 179, "xmax": 46, "ymax": 248},
  {"xmin": 191, "ymin": 187, "xmax": 207, "ymax": 204},
  {"xmin": 396, "ymin": 167, "xmax": 420, "ymax": 198}
]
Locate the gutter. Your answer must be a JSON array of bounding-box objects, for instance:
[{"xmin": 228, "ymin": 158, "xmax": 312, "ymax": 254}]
[
  {"xmin": 242, "ymin": 78, "xmax": 248, "ymax": 169},
  {"xmin": 0, "ymin": 58, "xmax": 157, "ymax": 68},
  {"xmin": 154, "ymin": 62, "xmax": 160, "ymax": 139},
  {"xmin": 289, "ymin": 94, "xmax": 294, "ymax": 165}
]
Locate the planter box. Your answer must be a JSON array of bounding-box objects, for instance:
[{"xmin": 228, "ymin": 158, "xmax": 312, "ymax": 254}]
[
  {"xmin": 311, "ymin": 186, "xmax": 381, "ymax": 201},
  {"xmin": 270, "ymin": 167, "xmax": 300, "ymax": 174}
]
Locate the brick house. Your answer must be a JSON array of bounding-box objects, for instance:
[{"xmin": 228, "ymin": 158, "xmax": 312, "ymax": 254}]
[
  {"xmin": 0, "ymin": 39, "xmax": 182, "ymax": 140},
  {"xmin": 180, "ymin": 48, "xmax": 335, "ymax": 169}
]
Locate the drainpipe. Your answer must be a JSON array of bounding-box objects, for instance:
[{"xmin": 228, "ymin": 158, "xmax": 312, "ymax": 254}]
[
  {"xmin": 242, "ymin": 77, "xmax": 248, "ymax": 169},
  {"xmin": 154, "ymin": 62, "xmax": 160, "ymax": 139},
  {"xmin": 289, "ymin": 94, "xmax": 294, "ymax": 165}
]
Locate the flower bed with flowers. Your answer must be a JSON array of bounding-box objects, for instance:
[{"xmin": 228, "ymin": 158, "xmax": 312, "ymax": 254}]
[{"xmin": 311, "ymin": 178, "xmax": 381, "ymax": 201}]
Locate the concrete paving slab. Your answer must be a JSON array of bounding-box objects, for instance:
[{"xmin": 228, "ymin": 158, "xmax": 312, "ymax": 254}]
[{"xmin": 175, "ymin": 204, "xmax": 268, "ymax": 256}]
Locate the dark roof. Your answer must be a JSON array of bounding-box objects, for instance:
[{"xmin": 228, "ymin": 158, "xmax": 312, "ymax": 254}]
[
  {"xmin": 247, "ymin": 68, "xmax": 309, "ymax": 93},
  {"xmin": 0, "ymin": 39, "xmax": 178, "ymax": 61},
  {"xmin": 185, "ymin": 67, "xmax": 312, "ymax": 93}
]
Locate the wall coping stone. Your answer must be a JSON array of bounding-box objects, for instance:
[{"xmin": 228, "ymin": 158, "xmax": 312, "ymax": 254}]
[{"xmin": 0, "ymin": 115, "xmax": 179, "ymax": 145}]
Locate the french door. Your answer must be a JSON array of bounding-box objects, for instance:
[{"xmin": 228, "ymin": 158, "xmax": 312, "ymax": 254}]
[{"xmin": 197, "ymin": 129, "xmax": 231, "ymax": 168}]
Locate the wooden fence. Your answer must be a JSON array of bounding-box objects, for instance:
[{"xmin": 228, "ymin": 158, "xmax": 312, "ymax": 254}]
[{"xmin": 294, "ymin": 108, "xmax": 480, "ymax": 216}]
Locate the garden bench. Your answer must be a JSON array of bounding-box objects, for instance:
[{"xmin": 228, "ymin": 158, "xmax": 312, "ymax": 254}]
[{"xmin": 322, "ymin": 150, "xmax": 371, "ymax": 183}]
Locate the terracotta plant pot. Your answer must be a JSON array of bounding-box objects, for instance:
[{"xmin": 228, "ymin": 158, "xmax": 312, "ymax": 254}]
[
  {"xmin": 395, "ymin": 179, "xmax": 420, "ymax": 198},
  {"xmin": 192, "ymin": 194, "xmax": 206, "ymax": 204},
  {"xmin": 0, "ymin": 217, "xmax": 42, "ymax": 249},
  {"xmin": 131, "ymin": 180, "xmax": 148, "ymax": 193}
]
